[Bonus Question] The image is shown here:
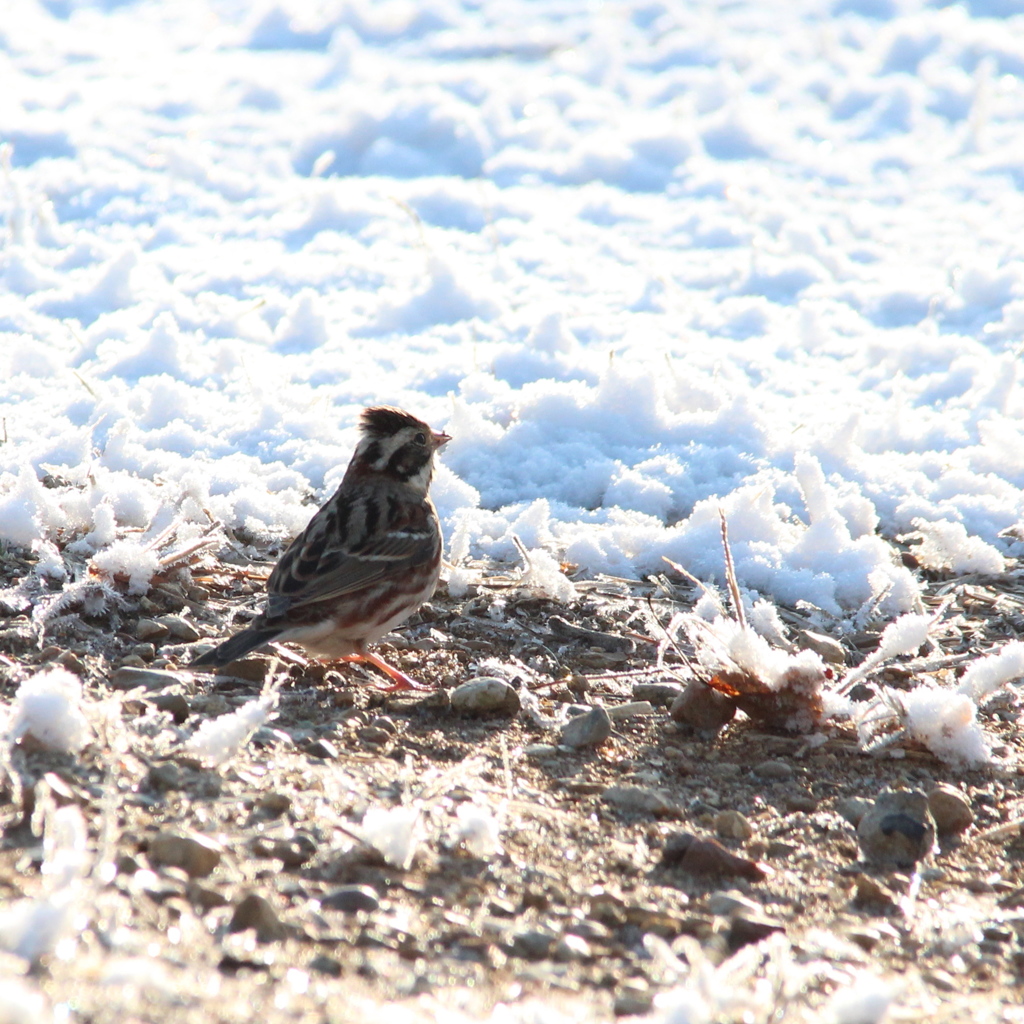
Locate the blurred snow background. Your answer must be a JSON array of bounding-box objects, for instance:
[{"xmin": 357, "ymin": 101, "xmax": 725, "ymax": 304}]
[{"xmin": 3, "ymin": 0, "xmax": 1024, "ymax": 626}]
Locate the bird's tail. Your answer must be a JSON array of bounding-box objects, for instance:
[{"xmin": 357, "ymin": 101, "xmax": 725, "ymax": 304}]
[{"xmin": 190, "ymin": 627, "xmax": 280, "ymax": 669}]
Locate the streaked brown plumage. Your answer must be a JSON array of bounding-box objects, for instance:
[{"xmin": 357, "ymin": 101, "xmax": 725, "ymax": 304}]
[{"xmin": 192, "ymin": 406, "xmax": 450, "ymax": 689}]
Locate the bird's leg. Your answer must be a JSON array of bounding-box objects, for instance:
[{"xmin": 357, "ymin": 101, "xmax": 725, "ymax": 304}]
[{"xmin": 338, "ymin": 652, "xmax": 433, "ymax": 691}]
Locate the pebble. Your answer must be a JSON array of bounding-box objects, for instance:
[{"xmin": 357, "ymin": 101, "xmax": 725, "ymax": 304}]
[
  {"xmin": 669, "ymin": 681, "xmax": 736, "ymax": 733},
  {"xmin": 321, "ymin": 885, "xmax": 381, "ymax": 914},
  {"xmin": 450, "ymin": 677, "xmax": 521, "ymax": 716},
  {"xmin": 187, "ymin": 883, "xmax": 229, "ymax": 912},
  {"xmin": 613, "ymin": 979, "xmax": 653, "ymax": 1017},
  {"xmin": 523, "ymin": 743, "xmax": 560, "ymax": 759},
  {"xmin": 714, "ymin": 809, "xmax": 753, "ymax": 841},
  {"xmin": 560, "ymin": 706, "xmax": 612, "ymax": 749},
  {"xmin": 605, "ymin": 701, "xmax": 655, "ymax": 721},
  {"xmin": 727, "ymin": 915, "xmax": 785, "ymax": 951},
  {"xmin": 255, "ymin": 792, "xmax": 292, "ymax": 816},
  {"xmin": 797, "ymin": 630, "xmax": 847, "ymax": 664},
  {"xmin": 146, "ymin": 762, "xmax": 182, "ymax": 792},
  {"xmin": 229, "ymin": 893, "xmax": 287, "ymax": 942},
  {"xmin": 857, "ymin": 789, "xmax": 935, "ymax": 868},
  {"xmin": 149, "ymin": 691, "xmax": 190, "ymax": 723},
  {"xmin": 304, "ymin": 737, "xmax": 340, "ymax": 759},
  {"xmin": 753, "ymin": 759, "xmax": 794, "ymax": 782},
  {"xmin": 836, "ymin": 796, "xmax": 874, "ymax": 828},
  {"xmin": 927, "ymin": 783, "xmax": 974, "ymax": 836},
  {"xmin": 357, "ymin": 726, "xmax": 393, "ymax": 745},
  {"xmin": 148, "ymin": 830, "xmax": 222, "ymax": 878},
  {"xmin": 509, "ymin": 929, "xmax": 556, "ymax": 960},
  {"xmin": 552, "ymin": 934, "xmax": 591, "ymax": 962},
  {"xmin": 707, "ymin": 890, "xmax": 761, "ymax": 917},
  {"xmin": 154, "ymin": 614, "xmax": 201, "ymax": 642},
  {"xmin": 110, "ymin": 667, "xmax": 187, "ymax": 691},
  {"xmin": 309, "ymin": 954, "xmax": 342, "ymax": 978},
  {"xmin": 631, "ymin": 682, "xmax": 684, "ymax": 705},
  {"xmin": 661, "ymin": 831, "xmax": 769, "ymax": 881},
  {"xmin": 135, "ymin": 618, "xmax": 170, "ymax": 642},
  {"xmin": 602, "ymin": 784, "xmax": 676, "ymax": 817},
  {"xmin": 852, "ymin": 873, "xmax": 900, "ymax": 912}
]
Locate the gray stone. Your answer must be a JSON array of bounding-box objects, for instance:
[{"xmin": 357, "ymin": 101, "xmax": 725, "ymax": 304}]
[
  {"xmin": 857, "ymin": 789, "xmax": 936, "ymax": 868},
  {"xmin": 836, "ymin": 796, "xmax": 874, "ymax": 828},
  {"xmin": 148, "ymin": 830, "xmax": 222, "ymax": 878},
  {"xmin": 753, "ymin": 759, "xmax": 794, "ymax": 781},
  {"xmin": 602, "ymin": 784, "xmax": 676, "ymax": 817},
  {"xmin": 135, "ymin": 618, "xmax": 170, "ymax": 642},
  {"xmin": 707, "ymin": 890, "xmax": 761, "ymax": 917},
  {"xmin": 154, "ymin": 614, "xmax": 201, "ymax": 642},
  {"xmin": 560, "ymin": 706, "xmax": 612, "ymax": 749},
  {"xmin": 631, "ymin": 682, "xmax": 685, "ymax": 705},
  {"xmin": 669, "ymin": 681, "xmax": 736, "ymax": 733},
  {"xmin": 321, "ymin": 885, "xmax": 380, "ymax": 914},
  {"xmin": 509, "ymin": 929, "xmax": 556, "ymax": 960},
  {"xmin": 553, "ymin": 933, "xmax": 591, "ymax": 961},
  {"xmin": 450, "ymin": 677, "xmax": 521, "ymax": 716},
  {"xmin": 110, "ymin": 667, "xmax": 188, "ymax": 691},
  {"xmin": 228, "ymin": 893, "xmax": 286, "ymax": 942}
]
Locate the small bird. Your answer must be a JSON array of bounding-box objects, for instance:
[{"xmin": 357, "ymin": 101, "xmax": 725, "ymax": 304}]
[{"xmin": 192, "ymin": 406, "xmax": 450, "ymax": 690}]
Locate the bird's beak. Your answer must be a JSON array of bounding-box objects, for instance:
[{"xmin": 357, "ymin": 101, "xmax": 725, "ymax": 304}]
[{"xmin": 433, "ymin": 430, "xmax": 452, "ymax": 449}]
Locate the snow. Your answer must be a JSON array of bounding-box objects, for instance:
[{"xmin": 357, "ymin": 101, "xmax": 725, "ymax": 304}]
[
  {"xmin": 3, "ymin": 0, "xmax": 1024, "ymax": 630},
  {"xmin": 185, "ymin": 693, "xmax": 277, "ymax": 766},
  {"xmin": 8, "ymin": 668, "xmax": 91, "ymax": 754}
]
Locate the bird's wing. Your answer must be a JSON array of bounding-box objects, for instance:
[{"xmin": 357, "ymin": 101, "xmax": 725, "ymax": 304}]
[{"xmin": 265, "ymin": 491, "xmax": 435, "ymax": 616}]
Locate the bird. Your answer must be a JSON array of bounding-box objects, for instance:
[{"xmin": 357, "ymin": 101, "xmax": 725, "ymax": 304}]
[{"xmin": 191, "ymin": 405, "xmax": 450, "ymax": 690}]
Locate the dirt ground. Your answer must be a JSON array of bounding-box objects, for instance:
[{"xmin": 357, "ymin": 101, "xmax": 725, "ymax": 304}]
[{"xmin": 3, "ymin": 536, "xmax": 1024, "ymax": 1023}]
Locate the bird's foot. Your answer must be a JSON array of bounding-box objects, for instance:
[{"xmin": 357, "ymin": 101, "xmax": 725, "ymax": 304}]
[{"xmin": 339, "ymin": 652, "xmax": 433, "ymax": 691}]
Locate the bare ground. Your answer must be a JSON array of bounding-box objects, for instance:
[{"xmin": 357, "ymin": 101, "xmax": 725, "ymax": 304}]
[{"xmin": 3, "ymin": 539, "xmax": 1024, "ymax": 1023}]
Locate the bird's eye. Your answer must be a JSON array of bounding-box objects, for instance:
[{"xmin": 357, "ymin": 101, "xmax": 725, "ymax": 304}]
[{"xmin": 414, "ymin": 432, "xmax": 427, "ymax": 445}]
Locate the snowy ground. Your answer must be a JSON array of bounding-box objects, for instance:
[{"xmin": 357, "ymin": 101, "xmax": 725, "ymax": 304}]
[
  {"xmin": 5, "ymin": 0, "xmax": 1024, "ymax": 625},
  {"xmin": 5, "ymin": 0, "xmax": 1024, "ymax": 1021}
]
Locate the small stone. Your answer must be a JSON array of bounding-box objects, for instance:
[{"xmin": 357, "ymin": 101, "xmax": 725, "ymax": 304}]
[
  {"xmin": 836, "ymin": 796, "xmax": 874, "ymax": 828},
  {"xmin": 727, "ymin": 915, "xmax": 785, "ymax": 951},
  {"xmin": 714, "ymin": 809, "xmax": 753, "ymax": 841},
  {"xmin": 149, "ymin": 692, "xmax": 190, "ymax": 723},
  {"xmin": 135, "ymin": 618, "xmax": 170, "ymax": 642},
  {"xmin": 132, "ymin": 643, "xmax": 157, "ymax": 661},
  {"xmin": 857, "ymin": 789, "xmax": 935, "ymax": 869},
  {"xmin": 613, "ymin": 979, "xmax": 653, "ymax": 1017},
  {"xmin": 553, "ymin": 933, "xmax": 591, "ymax": 962},
  {"xmin": 851, "ymin": 873, "xmax": 900, "ymax": 912},
  {"xmin": 357, "ymin": 726, "xmax": 392, "ymax": 745},
  {"xmin": 631, "ymin": 682, "xmax": 684, "ymax": 706},
  {"xmin": 605, "ymin": 701, "xmax": 655, "ymax": 721},
  {"xmin": 450, "ymin": 677, "xmax": 521, "ymax": 716},
  {"xmin": 110, "ymin": 667, "xmax": 187, "ymax": 691},
  {"xmin": 523, "ymin": 744, "xmax": 560, "ymax": 759},
  {"xmin": 661, "ymin": 831, "xmax": 769, "ymax": 881},
  {"xmin": 148, "ymin": 830, "xmax": 222, "ymax": 878},
  {"xmin": 669, "ymin": 681, "xmax": 736, "ymax": 733},
  {"xmin": 369, "ymin": 715, "xmax": 398, "ymax": 734},
  {"xmin": 146, "ymin": 762, "xmax": 182, "ymax": 792},
  {"xmin": 250, "ymin": 834, "xmax": 316, "ymax": 867},
  {"xmin": 923, "ymin": 969, "xmax": 957, "ymax": 992},
  {"xmin": 707, "ymin": 890, "xmax": 761, "ymax": 917},
  {"xmin": 309, "ymin": 954, "xmax": 342, "ymax": 978},
  {"xmin": 154, "ymin": 614, "xmax": 201, "ymax": 642},
  {"xmin": 602, "ymin": 784, "xmax": 676, "ymax": 817},
  {"xmin": 321, "ymin": 885, "xmax": 380, "ymax": 914},
  {"xmin": 229, "ymin": 893, "xmax": 287, "ymax": 942},
  {"xmin": 304, "ymin": 737, "xmax": 340, "ymax": 759},
  {"xmin": 509, "ymin": 929, "xmax": 556, "ymax": 960},
  {"xmin": 797, "ymin": 630, "xmax": 846, "ymax": 664},
  {"xmin": 927, "ymin": 783, "xmax": 974, "ymax": 836},
  {"xmin": 255, "ymin": 792, "xmax": 292, "ymax": 817},
  {"xmin": 560, "ymin": 706, "xmax": 612, "ymax": 749},
  {"xmin": 753, "ymin": 760, "xmax": 794, "ymax": 782},
  {"xmin": 187, "ymin": 883, "xmax": 229, "ymax": 912}
]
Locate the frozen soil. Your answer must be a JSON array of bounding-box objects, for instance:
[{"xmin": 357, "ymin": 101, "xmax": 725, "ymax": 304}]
[{"xmin": 3, "ymin": 543, "xmax": 1024, "ymax": 1023}]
